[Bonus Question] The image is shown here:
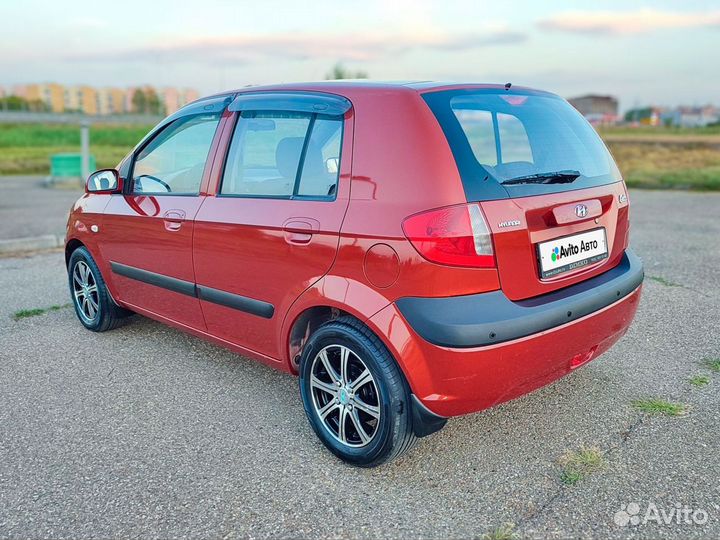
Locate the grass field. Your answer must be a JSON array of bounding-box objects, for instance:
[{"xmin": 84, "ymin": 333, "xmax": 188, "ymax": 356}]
[
  {"xmin": 0, "ymin": 122, "xmax": 718, "ymax": 190},
  {"xmin": 0, "ymin": 123, "xmax": 153, "ymax": 175},
  {"xmin": 606, "ymin": 140, "xmax": 720, "ymax": 191},
  {"xmin": 597, "ymin": 124, "xmax": 720, "ymax": 138}
]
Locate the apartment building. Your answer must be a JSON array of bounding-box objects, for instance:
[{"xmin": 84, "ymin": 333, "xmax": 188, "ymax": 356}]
[
  {"xmin": 568, "ymin": 94, "xmax": 620, "ymax": 125},
  {"xmin": 5, "ymin": 83, "xmax": 199, "ymax": 115},
  {"xmin": 663, "ymin": 105, "xmax": 719, "ymax": 128},
  {"xmin": 96, "ymin": 87, "xmax": 126, "ymax": 115},
  {"xmin": 63, "ymin": 86, "xmax": 98, "ymax": 115},
  {"xmin": 160, "ymin": 87, "xmax": 200, "ymax": 114},
  {"xmin": 22, "ymin": 83, "xmax": 66, "ymax": 112}
]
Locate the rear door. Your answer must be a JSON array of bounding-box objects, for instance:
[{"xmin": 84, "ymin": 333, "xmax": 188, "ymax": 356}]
[
  {"xmin": 100, "ymin": 107, "xmax": 223, "ymax": 328},
  {"xmin": 193, "ymin": 93, "xmax": 353, "ymax": 359}
]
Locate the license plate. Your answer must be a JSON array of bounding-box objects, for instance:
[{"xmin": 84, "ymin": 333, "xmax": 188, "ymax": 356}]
[{"xmin": 537, "ymin": 228, "xmax": 608, "ymax": 278}]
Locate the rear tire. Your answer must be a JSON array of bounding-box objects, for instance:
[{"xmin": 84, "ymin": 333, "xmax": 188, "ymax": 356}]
[
  {"xmin": 299, "ymin": 316, "xmax": 416, "ymax": 467},
  {"xmin": 67, "ymin": 247, "xmax": 131, "ymax": 332}
]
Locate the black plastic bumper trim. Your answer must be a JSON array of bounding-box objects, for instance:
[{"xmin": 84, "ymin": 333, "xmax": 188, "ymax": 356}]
[
  {"xmin": 410, "ymin": 395, "xmax": 447, "ymax": 437},
  {"xmin": 197, "ymin": 285, "xmax": 275, "ymax": 319},
  {"xmin": 110, "ymin": 261, "xmax": 196, "ymax": 298},
  {"xmin": 396, "ymin": 249, "xmax": 644, "ymax": 349},
  {"xmin": 110, "ymin": 262, "xmax": 275, "ymax": 319}
]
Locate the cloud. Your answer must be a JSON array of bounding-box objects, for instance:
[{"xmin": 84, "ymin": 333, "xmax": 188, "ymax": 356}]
[
  {"xmin": 538, "ymin": 8, "xmax": 720, "ymax": 35},
  {"xmin": 68, "ymin": 17, "xmax": 109, "ymax": 30},
  {"xmin": 65, "ymin": 30, "xmax": 526, "ymax": 65}
]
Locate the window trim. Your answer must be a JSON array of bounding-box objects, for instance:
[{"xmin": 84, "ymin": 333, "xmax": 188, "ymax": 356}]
[
  {"xmin": 491, "ymin": 111, "xmax": 502, "ymax": 165},
  {"xmin": 292, "ymin": 114, "xmax": 317, "ymax": 197},
  {"xmin": 127, "ymin": 111, "xmax": 222, "ymax": 197},
  {"xmin": 228, "ymin": 91, "xmax": 351, "ymax": 116},
  {"xmin": 217, "ymin": 109, "xmax": 344, "ymax": 202}
]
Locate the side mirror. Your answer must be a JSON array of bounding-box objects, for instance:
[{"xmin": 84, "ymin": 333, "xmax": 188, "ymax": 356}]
[{"xmin": 86, "ymin": 169, "xmax": 122, "ymax": 194}]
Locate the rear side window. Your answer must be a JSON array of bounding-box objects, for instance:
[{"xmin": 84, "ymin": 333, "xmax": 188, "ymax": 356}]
[
  {"xmin": 456, "ymin": 110, "xmax": 496, "ymax": 165},
  {"xmin": 497, "ymin": 113, "xmax": 533, "ymax": 163},
  {"xmin": 297, "ymin": 117, "xmax": 342, "ymax": 197},
  {"xmin": 452, "ymin": 111, "xmax": 533, "ymax": 167},
  {"xmin": 221, "ymin": 112, "xmax": 343, "ymax": 199},
  {"xmin": 424, "ymin": 90, "xmax": 622, "ymax": 199},
  {"xmin": 132, "ymin": 113, "xmax": 220, "ymax": 195}
]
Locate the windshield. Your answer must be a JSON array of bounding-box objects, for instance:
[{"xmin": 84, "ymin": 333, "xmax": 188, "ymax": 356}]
[{"xmin": 423, "ymin": 89, "xmax": 622, "ymax": 199}]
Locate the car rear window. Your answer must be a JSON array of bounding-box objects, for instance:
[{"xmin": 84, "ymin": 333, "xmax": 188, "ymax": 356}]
[{"xmin": 423, "ymin": 89, "xmax": 622, "ymax": 200}]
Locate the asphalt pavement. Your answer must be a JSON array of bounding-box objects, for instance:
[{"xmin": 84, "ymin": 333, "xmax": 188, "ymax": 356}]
[
  {"xmin": 0, "ymin": 176, "xmax": 82, "ymax": 241},
  {"xmin": 0, "ymin": 190, "xmax": 718, "ymax": 539}
]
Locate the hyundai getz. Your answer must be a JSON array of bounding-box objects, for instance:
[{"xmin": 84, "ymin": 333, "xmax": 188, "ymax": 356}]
[{"xmin": 66, "ymin": 82, "xmax": 643, "ymax": 467}]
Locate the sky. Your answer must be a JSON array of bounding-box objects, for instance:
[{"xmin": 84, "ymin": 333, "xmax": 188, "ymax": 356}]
[{"xmin": 1, "ymin": 0, "xmax": 719, "ymax": 111}]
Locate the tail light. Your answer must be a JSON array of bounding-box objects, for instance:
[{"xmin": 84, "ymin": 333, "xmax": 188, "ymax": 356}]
[
  {"xmin": 621, "ymin": 186, "xmax": 630, "ymax": 249},
  {"xmin": 402, "ymin": 203, "xmax": 495, "ymax": 268}
]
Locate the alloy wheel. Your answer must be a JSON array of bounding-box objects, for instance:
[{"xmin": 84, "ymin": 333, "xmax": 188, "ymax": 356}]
[
  {"xmin": 310, "ymin": 344, "xmax": 381, "ymax": 447},
  {"xmin": 72, "ymin": 260, "xmax": 100, "ymax": 324}
]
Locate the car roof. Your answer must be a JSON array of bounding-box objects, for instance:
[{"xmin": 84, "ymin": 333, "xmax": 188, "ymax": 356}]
[{"xmin": 201, "ymin": 81, "xmax": 556, "ymax": 101}]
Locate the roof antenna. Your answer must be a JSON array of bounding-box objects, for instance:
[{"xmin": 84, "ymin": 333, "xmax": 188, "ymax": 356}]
[{"xmin": 504, "ymin": 82, "xmax": 512, "ymax": 91}]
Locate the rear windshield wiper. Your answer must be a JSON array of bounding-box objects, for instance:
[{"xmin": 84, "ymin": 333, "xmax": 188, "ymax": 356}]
[{"xmin": 502, "ymin": 170, "xmax": 581, "ymax": 185}]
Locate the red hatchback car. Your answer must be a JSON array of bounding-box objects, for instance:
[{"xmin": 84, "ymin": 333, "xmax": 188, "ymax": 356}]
[{"xmin": 66, "ymin": 82, "xmax": 643, "ymax": 466}]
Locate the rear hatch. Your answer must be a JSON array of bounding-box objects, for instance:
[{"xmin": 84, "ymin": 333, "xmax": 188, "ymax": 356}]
[
  {"xmin": 422, "ymin": 86, "xmax": 630, "ymax": 301},
  {"xmin": 480, "ymin": 183, "xmax": 629, "ymax": 300}
]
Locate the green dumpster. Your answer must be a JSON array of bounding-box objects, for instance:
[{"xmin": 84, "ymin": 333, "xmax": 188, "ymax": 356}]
[{"xmin": 50, "ymin": 153, "xmax": 96, "ymax": 179}]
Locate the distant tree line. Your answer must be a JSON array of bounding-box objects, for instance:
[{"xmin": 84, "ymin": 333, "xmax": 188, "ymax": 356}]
[
  {"xmin": 624, "ymin": 107, "xmax": 655, "ymax": 122},
  {"xmin": 2, "ymin": 69, "xmax": 363, "ymax": 115},
  {"xmin": 131, "ymin": 88, "xmax": 165, "ymax": 115},
  {"xmin": 0, "ymin": 96, "xmax": 50, "ymax": 112},
  {"xmin": 325, "ymin": 63, "xmax": 369, "ymax": 80},
  {"xmin": 0, "ymin": 92, "xmax": 166, "ymax": 115}
]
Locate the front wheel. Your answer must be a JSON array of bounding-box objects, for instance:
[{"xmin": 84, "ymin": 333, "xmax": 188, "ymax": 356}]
[
  {"xmin": 299, "ymin": 317, "xmax": 416, "ymax": 467},
  {"xmin": 68, "ymin": 247, "xmax": 131, "ymax": 332}
]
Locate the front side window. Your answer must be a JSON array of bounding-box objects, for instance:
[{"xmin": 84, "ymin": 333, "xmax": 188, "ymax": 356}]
[
  {"xmin": 132, "ymin": 113, "xmax": 221, "ymax": 195},
  {"xmin": 221, "ymin": 111, "xmax": 343, "ymax": 199}
]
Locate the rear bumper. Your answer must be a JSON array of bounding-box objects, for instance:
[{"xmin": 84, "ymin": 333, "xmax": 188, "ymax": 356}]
[
  {"xmin": 396, "ymin": 249, "xmax": 643, "ymax": 348},
  {"xmin": 370, "ymin": 250, "xmax": 643, "ymax": 418}
]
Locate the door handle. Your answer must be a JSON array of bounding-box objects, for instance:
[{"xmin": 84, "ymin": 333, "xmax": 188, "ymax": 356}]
[
  {"xmin": 283, "ymin": 220, "xmax": 314, "ymax": 244},
  {"xmin": 163, "ymin": 210, "xmax": 186, "ymax": 231}
]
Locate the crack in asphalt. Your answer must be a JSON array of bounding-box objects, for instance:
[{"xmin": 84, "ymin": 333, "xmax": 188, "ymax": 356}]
[
  {"xmin": 516, "ymin": 338, "xmax": 707, "ymax": 537},
  {"xmin": 515, "ymin": 413, "xmax": 647, "ymax": 533}
]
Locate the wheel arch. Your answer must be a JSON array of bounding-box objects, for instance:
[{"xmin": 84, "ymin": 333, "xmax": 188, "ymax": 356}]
[
  {"xmin": 65, "ymin": 236, "xmax": 124, "ymax": 309},
  {"xmin": 282, "ymin": 276, "xmax": 396, "ymax": 375},
  {"xmin": 290, "ymin": 303, "xmax": 448, "ymax": 440},
  {"xmin": 286, "ymin": 305, "xmax": 353, "ymax": 374},
  {"xmin": 65, "ymin": 238, "xmax": 86, "ymax": 267}
]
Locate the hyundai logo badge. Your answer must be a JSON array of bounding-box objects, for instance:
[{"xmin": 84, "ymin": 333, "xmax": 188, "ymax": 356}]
[{"xmin": 575, "ymin": 204, "xmax": 588, "ymax": 218}]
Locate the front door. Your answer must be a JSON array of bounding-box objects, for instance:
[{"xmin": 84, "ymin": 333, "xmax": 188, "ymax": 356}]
[
  {"xmin": 100, "ymin": 111, "xmax": 222, "ymax": 329},
  {"xmin": 193, "ymin": 101, "xmax": 352, "ymax": 359}
]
